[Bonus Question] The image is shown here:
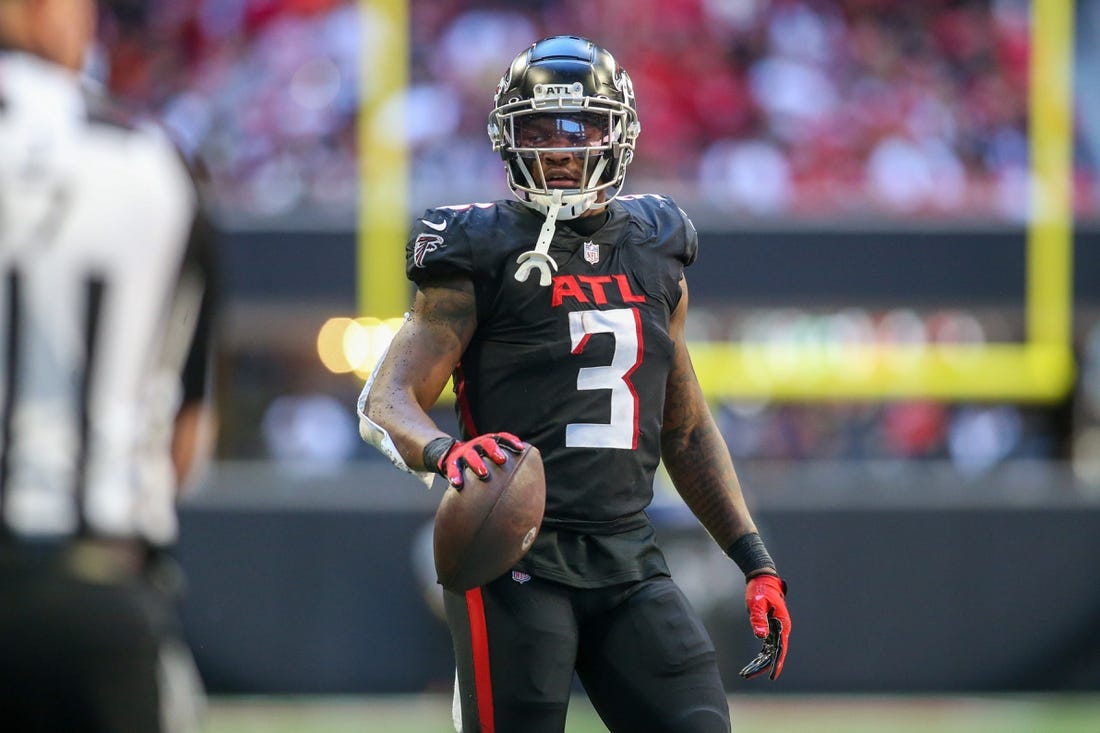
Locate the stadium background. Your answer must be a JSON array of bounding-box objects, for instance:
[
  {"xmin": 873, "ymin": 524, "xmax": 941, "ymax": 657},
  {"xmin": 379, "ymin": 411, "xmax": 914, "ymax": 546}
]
[{"xmin": 96, "ymin": 0, "xmax": 1099, "ymax": 728}]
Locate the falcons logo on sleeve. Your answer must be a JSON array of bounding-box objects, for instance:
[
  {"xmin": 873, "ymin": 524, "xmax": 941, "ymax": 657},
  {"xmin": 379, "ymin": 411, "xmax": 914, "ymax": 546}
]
[{"xmin": 412, "ymin": 233, "xmax": 444, "ymax": 268}]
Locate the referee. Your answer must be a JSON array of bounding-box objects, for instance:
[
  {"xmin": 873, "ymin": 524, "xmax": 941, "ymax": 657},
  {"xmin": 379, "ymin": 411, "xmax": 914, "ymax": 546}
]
[{"xmin": 0, "ymin": 1, "xmax": 217, "ymax": 731}]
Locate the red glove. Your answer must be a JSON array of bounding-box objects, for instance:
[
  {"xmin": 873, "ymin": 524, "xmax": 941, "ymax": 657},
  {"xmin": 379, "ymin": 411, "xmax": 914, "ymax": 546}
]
[
  {"xmin": 436, "ymin": 432, "xmax": 524, "ymax": 488},
  {"xmin": 742, "ymin": 574, "xmax": 791, "ymax": 680}
]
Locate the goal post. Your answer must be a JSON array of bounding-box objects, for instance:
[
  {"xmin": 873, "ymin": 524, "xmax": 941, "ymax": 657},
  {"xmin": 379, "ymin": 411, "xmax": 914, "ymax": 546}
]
[{"xmin": 354, "ymin": 0, "xmax": 1076, "ymax": 403}]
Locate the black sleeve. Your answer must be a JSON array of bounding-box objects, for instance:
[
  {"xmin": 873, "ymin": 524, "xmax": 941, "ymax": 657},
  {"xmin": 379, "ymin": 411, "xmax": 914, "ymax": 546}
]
[
  {"xmin": 681, "ymin": 212, "xmax": 699, "ymax": 268},
  {"xmin": 670, "ymin": 198, "xmax": 699, "ymax": 268},
  {"xmin": 179, "ymin": 206, "xmax": 218, "ymax": 405},
  {"xmin": 405, "ymin": 207, "xmax": 475, "ymax": 284}
]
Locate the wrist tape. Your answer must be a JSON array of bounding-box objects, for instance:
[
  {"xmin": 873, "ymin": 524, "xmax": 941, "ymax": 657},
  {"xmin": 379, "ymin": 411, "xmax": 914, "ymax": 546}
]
[
  {"xmin": 725, "ymin": 532, "xmax": 777, "ymax": 578},
  {"xmin": 422, "ymin": 436, "xmax": 457, "ymax": 476}
]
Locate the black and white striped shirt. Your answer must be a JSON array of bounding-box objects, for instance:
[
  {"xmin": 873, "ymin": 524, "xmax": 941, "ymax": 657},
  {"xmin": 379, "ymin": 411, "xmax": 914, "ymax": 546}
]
[{"xmin": 0, "ymin": 51, "xmax": 215, "ymax": 546}]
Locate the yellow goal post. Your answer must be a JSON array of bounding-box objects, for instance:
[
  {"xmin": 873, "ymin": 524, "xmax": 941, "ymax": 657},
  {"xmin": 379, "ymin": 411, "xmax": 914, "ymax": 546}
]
[{"xmin": 355, "ymin": 0, "xmax": 1075, "ymax": 403}]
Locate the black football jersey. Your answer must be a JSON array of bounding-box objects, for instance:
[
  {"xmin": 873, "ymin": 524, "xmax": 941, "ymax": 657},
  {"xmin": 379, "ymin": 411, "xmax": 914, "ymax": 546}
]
[{"xmin": 406, "ymin": 195, "xmax": 697, "ymax": 586}]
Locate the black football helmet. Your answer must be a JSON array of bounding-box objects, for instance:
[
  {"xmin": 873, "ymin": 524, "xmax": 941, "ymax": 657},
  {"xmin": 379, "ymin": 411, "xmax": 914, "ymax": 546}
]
[{"xmin": 488, "ymin": 36, "xmax": 641, "ymax": 220}]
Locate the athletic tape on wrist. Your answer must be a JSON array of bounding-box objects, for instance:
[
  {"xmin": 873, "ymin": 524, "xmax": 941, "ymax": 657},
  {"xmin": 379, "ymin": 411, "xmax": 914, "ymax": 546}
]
[
  {"xmin": 422, "ymin": 437, "xmax": 457, "ymax": 476},
  {"xmin": 725, "ymin": 532, "xmax": 777, "ymax": 578}
]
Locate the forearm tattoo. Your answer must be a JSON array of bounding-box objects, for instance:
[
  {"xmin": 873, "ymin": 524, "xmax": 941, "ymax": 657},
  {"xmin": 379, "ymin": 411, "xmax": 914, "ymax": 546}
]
[
  {"xmin": 415, "ymin": 280, "xmax": 477, "ymax": 355},
  {"xmin": 364, "ymin": 278, "xmax": 476, "ymax": 468},
  {"xmin": 662, "ymin": 358, "xmax": 751, "ymax": 549}
]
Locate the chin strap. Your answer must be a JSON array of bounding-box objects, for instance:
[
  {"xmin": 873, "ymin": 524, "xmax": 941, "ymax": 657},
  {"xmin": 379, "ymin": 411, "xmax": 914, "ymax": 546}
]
[{"xmin": 514, "ymin": 189, "xmax": 563, "ymax": 287}]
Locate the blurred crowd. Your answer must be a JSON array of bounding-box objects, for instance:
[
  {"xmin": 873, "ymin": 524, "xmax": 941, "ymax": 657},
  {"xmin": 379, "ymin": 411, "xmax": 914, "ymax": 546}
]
[
  {"xmin": 99, "ymin": 0, "xmax": 361, "ymax": 217},
  {"xmin": 98, "ymin": 0, "xmax": 1098, "ymax": 221},
  {"xmin": 90, "ymin": 0, "xmax": 1095, "ymax": 476}
]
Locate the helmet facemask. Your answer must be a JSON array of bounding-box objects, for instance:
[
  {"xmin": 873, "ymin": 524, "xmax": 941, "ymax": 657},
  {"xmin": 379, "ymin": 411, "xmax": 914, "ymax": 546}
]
[
  {"xmin": 489, "ymin": 83, "xmax": 639, "ymax": 221},
  {"xmin": 489, "ymin": 37, "xmax": 641, "ymax": 287}
]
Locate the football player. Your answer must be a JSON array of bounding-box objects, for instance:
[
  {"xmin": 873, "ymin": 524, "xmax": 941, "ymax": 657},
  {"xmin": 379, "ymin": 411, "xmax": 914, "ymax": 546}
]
[{"xmin": 359, "ymin": 35, "xmax": 790, "ymax": 733}]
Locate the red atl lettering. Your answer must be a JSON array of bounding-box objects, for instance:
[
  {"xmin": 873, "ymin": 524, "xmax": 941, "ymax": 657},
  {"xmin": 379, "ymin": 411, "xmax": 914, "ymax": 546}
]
[
  {"xmin": 552, "ymin": 276, "xmax": 589, "ymax": 307},
  {"xmin": 551, "ymin": 274, "xmax": 647, "ymax": 307},
  {"xmin": 613, "ymin": 274, "xmax": 646, "ymax": 303},
  {"xmin": 577, "ymin": 276, "xmax": 612, "ymax": 304}
]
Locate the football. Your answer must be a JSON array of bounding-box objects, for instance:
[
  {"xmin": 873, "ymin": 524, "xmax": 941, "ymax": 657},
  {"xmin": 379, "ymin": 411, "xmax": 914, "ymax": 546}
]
[{"xmin": 433, "ymin": 443, "xmax": 546, "ymax": 592}]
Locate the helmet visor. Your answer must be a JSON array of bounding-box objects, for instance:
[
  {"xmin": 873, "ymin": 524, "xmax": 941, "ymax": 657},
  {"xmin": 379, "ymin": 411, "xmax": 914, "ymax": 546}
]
[{"xmin": 511, "ymin": 112, "xmax": 611, "ymax": 152}]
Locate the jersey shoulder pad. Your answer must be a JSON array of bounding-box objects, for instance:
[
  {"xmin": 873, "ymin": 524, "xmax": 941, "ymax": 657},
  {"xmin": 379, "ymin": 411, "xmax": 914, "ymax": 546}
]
[
  {"xmin": 617, "ymin": 193, "xmax": 698, "ymax": 267},
  {"xmin": 406, "ymin": 202, "xmax": 514, "ymax": 283}
]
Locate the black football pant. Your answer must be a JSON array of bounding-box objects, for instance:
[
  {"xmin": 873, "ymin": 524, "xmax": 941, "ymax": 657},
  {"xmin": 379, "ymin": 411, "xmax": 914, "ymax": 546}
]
[
  {"xmin": 445, "ymin": 572, "xmax": 730, "ymax": 733},
  {"xmin": 0, "ymin": 544, "xmax": 204, "ymax": 733}
]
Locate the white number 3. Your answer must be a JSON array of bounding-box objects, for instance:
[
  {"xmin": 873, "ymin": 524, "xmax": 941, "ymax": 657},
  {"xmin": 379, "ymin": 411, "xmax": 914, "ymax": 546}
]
[{"xmin": 566, "ymin": 308, "xmax": 642, "ymax": 450}]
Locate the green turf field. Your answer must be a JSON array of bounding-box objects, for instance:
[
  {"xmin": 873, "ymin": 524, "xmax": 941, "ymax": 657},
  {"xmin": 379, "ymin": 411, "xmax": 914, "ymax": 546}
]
[{"xmin": 205, "ymin": 693, "xmax": 1100, "ymax": 733}]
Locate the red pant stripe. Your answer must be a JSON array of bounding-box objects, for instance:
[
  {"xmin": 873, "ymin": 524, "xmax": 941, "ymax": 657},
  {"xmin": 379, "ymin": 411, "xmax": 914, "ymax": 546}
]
[{"xmin": 466, "ymin": 587, "xmax": 494, "ymax": 733}]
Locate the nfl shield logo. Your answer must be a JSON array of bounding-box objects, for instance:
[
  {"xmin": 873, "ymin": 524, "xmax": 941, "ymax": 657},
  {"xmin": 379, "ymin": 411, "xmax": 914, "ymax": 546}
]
[{"xmin": 583, "ymin": 241, "xmax": 600, "ymax": 265}]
